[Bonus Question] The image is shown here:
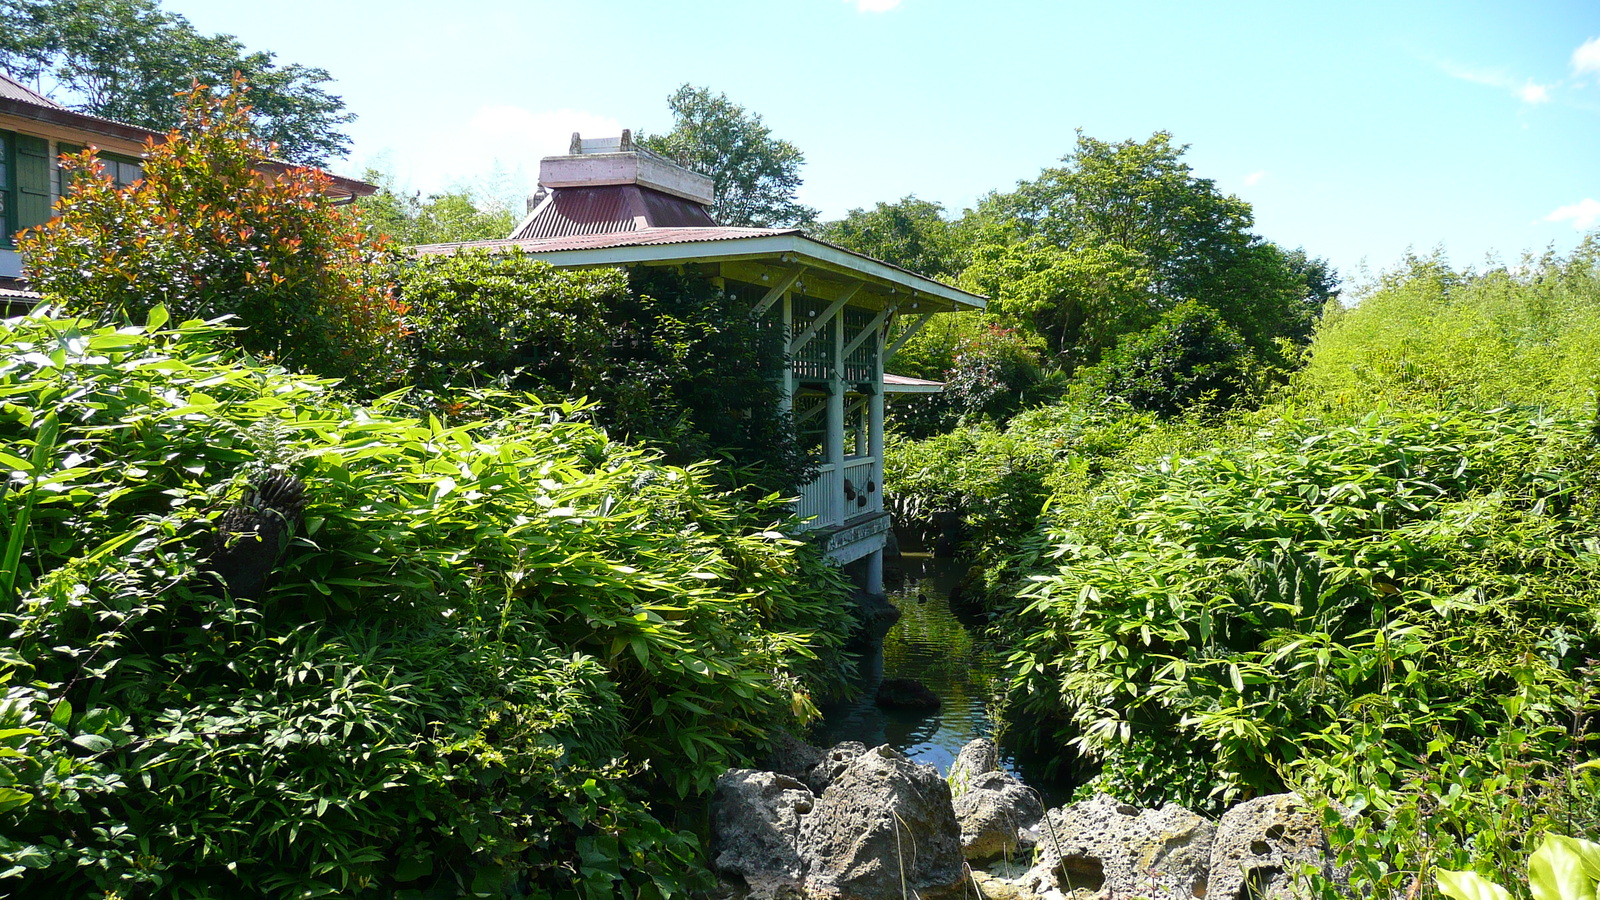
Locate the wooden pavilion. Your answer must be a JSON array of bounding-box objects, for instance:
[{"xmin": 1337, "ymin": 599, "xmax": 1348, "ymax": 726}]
[{"xmin": 414, "ymin": 133, "xmax": 983, "ymax": 593}]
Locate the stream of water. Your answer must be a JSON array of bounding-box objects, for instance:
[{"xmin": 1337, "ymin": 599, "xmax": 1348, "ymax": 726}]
[{"xmin": 812, "ymin": 551, "xmax": 1073, "ymax": 807}]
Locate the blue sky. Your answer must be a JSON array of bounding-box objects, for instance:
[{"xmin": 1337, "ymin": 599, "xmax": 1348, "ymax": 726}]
[{"xmin": 163, "ymin": 0, "xmax": 1600, "ymax": 287}]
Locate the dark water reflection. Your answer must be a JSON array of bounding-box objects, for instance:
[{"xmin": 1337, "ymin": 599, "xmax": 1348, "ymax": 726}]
[{"xmin": 813, "ymin": 552, "xmax": 1072, "ymax": 807}]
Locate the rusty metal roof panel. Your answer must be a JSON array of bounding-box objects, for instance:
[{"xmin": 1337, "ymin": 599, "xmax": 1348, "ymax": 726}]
[
  {"xmin": 638, "ymin": 188, "xmax": 717, "ymax": 228},
  {"xmin": 513, "ymin": 186, "xmax": 637, "ymax": 239},
  {"xmin": 421, "ymin": 226, "xmax": 795, "ymax": 256},
  {"xmin": 511, "ymin": 184, "xmax": 716, "ymax": 240},
  {"xmin": 0, "ymin": 73, "xmax": 62, "ymax": 108}
]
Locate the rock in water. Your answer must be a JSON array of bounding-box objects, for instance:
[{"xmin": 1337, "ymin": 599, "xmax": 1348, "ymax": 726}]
[
  {"xmin": 799, "ymin": 745, "xmax": 965, "ymax": 900},
  {"xmin": 1208, "ymin": 793, "xmax": 1344, "ymax": 900},
  {"xmin": 874, "ymin": 677, "xmax": 941, "ymax": 710},
  {"xmin": 710, "ymin": 769, "xmax": 814, "ymax": 892},
  {"xmin": 1026, "ymin": 793, "xmax": 1214, "ymax": 900}
]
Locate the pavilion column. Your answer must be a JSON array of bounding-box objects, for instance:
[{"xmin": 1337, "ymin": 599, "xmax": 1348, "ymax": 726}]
[
  {"xmin": 865, "ymin": 316, "xmax": 886, "ymax": 594},
  {"xmin": 827, "ymin": 311, "xmax": 845, "ymax": 527}
]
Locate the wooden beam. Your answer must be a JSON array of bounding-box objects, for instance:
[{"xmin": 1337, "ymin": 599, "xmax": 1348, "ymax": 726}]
[
  {"xmin": 789, "ymin": 282, "xmax": 863, "ymax": 353},
  {"xmin": 842, "ymin": 304, "xmax": 895, "ymax": 360},
  {"xmin": 884, "ymin": 312, "xmax": 935, "ymax": 359},
  {"xmin": 845, "ymin": 398, "xmax": 868, "ymax": 417},
  {"xmin": 752, "ymin": 266, "xmax": 804, "ymax": 316},
  {"xmin": 797, "ymin": 401, "xmax": 827, "ymax": 423}
]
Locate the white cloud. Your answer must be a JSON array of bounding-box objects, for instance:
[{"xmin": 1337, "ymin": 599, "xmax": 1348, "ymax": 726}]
[
  {"xmin": 1243, "ymin": 170, "xmax": 1266, "ymax": 186},
  {"xmin": 1437, "ymin": 60, "xmax": 1555, "ymax": 105},
  {"xmin": 1573, "ymin": 36, "xmax": 1600, "ymax": 77},
  {"xmin": 847, "ymin": 0, "xmax": 903, "ymax": 11},
  {"xmin": 1546, "ymin": 198, "xmax": 1600, "ymax": 230}
]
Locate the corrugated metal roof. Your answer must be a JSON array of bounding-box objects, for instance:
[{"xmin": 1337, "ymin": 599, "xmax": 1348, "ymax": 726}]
[
  {"xmin": 883, "ymin": 374, "xmax": 945, "ymax": 394},
  {"xmin": 0, "ymin": 73, "xmax": 63, "ymax": 109},
  {"xmin": 414, "ymin": 226, "xmax": 795, "ymax": 256},
  {"xmin": 883, "ymin": 374, "xmax": 944, "ymax": 388},
  {"xmin": 511, "ymin": 184, "xmax": 716, "ymax": 240}
]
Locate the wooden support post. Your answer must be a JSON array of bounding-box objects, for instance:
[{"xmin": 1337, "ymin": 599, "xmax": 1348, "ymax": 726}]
[
  {"xmin": 789, "ymin": 282, "xmax": 862, "ymax": 354},
  {"xmin": 753, "ymin": 267, "xmax": 804, "ymax": 316},
  {"xmin": 827, "ymin": 310, "xmax": 845, "ymax": 526},
  {"xmin": 884, "ymin": 312, "xmax": 935, "ymax": 359},
  {"xmin": 866, "ymin": 290, "xmax": 887, "ymax": 593}
]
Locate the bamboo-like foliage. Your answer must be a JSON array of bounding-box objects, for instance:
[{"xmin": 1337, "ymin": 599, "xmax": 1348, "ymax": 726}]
[{"xmin": 0, "ymin": 308, "xmax": 854, "ymax": 897}]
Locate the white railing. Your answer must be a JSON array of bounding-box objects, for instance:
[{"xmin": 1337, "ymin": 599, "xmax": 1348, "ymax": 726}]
[
  {"xmin": 796, "ymin": 457, "xmax": 882, "ymax": 531},
  {"xmin": 842, "ymin": 456, "xmax": 881, "ymax": 517},
  {"xmin": 796, "ymin": 463, "xmax": 839, "ymax": 530}
]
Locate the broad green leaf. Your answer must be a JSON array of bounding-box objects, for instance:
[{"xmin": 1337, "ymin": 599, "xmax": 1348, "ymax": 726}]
[
  {"xmin": 1436, "ymin": 870, "xmax": 1514, "ymax": 900},
  {"xmin": 0, "ymin": 787, "xmax": 33, "ymax": 814},
  {"xmin": 1531, "ymin": 834, "xmax": 1598, "ymax": 900}
]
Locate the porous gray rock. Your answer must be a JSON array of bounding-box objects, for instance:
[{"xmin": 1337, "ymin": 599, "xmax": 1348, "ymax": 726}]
[
  {"xmin": 798, "ymin": 745, "xmax": 966, "ymax": 900},
  {"xmin": 710, "ymin": 769, "xmax": 814, "ymax": 891},
  {"xmin": 949, "ymin": 737, "xmax": 1001, "ymax": 790},
  {"xmin": 948, "ymin": 739, "xmax": 1042, "ymax": 862},
  {"xmin": 763, "ymin": 731, "xmax": 824, "ymax": 784},
  {"xmin": 1026, "ymin": 793, "xmax": 1214, "ymax": 900},
  {"xmin": 1208, "ymin": 793, "xmax": 1342, "ymax": 900},
  {"xmin": 953, "ymin": 769, "xmax": 1045, "ymax": 861},
  {"xmin": 805, "ymin": 741, "xmax": 867, "ymax": 795}
]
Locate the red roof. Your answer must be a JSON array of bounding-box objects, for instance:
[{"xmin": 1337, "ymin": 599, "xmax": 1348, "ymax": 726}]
[
  {"xmin": 414, "ymin": 226, "xmax": 797, "ymax": 256},
  {"xmin": 512, "ymin": 184, "xmax": 715, "ymax": 239}
]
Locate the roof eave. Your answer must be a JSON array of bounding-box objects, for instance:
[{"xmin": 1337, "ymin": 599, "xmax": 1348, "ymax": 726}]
[
  {"xmin": 0, "ymin": 97, "xmax": 160, "ymax": 144},
  {"xmin": 428, "ymin": 233, "xmax": 986, "ymax": 310}
]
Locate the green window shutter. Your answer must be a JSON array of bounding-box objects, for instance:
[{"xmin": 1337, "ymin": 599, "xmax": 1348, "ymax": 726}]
[{"xmin": 15, "ymin": 134, "xmax": 51, "ymax": 232}]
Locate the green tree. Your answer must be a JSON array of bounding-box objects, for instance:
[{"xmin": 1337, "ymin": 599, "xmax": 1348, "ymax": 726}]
[
  {"xmin": 815, "ymin": 195, "xmax": 961, "ymax": 279},
  {"xmin": 970, "ymin": 131, "xmax": 1324, "ymax": 367},
  {"xmin": 0, "ymin": 0, "xmax": 354, "ymax": 164},
  {"xmin": 357, "ymin": 170, "xmax": 517, "ymax": 245},
  {"xmin": 20, "ymin": 82, "xmax": 407, "ymax": 388},
  {"xmin": 641, "ymin": 84, "xmax": 818, "ymax": 228}
]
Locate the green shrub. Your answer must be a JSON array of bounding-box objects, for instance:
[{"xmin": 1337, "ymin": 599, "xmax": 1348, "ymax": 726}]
[
  {"xmin": 1089, "ymin": 299, "xmax": 1260, "ymax": 417},
  {"xmin": 400, "ymin": 252, "xmax": 814, "ymax": 496},
  {"xmin": 20, "ymin": 81, "xmax": 409, "ymax": 392},
  {"xmin": 1006, "ymin": 407, "xmax": 1600, "ymax": 812},
  {"xmin": 0, "ymin": 308, "xmax": 854, "ymax": 897}
]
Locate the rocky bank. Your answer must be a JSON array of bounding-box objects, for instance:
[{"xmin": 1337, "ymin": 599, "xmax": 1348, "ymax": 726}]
[{"xmin": 711, "ymin": 737, "xmax": 1347, "ymax": 900}]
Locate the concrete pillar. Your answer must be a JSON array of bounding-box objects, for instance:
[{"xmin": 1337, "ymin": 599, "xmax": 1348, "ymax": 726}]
[{"xmin": 866, "ymin": 547, "xmax": 883, "ymax": 595}]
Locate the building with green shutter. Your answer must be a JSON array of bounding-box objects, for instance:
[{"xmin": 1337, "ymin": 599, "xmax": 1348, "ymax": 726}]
[{"xmin": 0, "ymin": 71, "xmax": 372, "ymax": 295}]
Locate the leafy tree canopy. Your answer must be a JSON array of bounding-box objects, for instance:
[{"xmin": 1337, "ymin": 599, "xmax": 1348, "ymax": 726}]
[
  {"xmin": 815, "ymin": 195, "xmax": 962, "ymax": 280},
  {"xmin": 0, "ymin": 0, "xmax": 354, "ymax": 164},
  {"xmin": 966, "ymin": 130, "xmax": 1335, "ymax": 368},
  {"xmin": 641, "ymin": 84, "xmax": 818, "ymax": 228},
  {"xmin": 357, "ymin": 170, "xmax": 517, "ymax": 245}
]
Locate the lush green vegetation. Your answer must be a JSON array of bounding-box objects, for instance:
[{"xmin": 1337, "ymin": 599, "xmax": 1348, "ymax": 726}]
[
  {"xmin": 399, "ymin": 252, "xmax": 813, "ymax": 497},
  {"xmin": 882, "ymin": 239, "xmax": 1600, "ymax": 897},
  {"xmin": 0, "ymin": 310, "xmax": 853, "ymax": 896}
]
